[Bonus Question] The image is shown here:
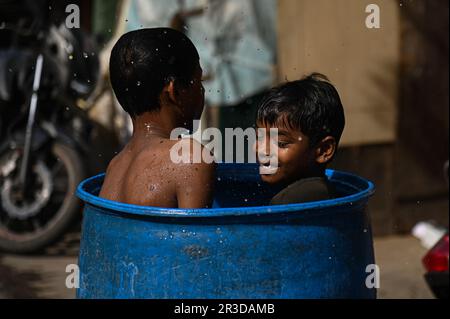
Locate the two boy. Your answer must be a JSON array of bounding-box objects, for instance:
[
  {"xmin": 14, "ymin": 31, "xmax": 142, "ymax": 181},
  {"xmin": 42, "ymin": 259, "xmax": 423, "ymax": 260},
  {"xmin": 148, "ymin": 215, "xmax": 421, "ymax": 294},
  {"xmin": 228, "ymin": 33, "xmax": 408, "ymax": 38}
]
[{"xmin": 100, "ymin": 28, "xmax": 345, "ymax": 208}]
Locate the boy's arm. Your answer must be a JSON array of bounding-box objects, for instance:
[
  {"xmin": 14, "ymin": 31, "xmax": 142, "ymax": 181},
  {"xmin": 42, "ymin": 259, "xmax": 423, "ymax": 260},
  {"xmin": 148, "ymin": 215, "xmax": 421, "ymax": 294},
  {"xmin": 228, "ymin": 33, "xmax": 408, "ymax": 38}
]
[
  {"xmin": 175, "ymin": 139, "xmax": 216, "ymax": 209},
  {"xmin": 176, "ymin": 161, "xmax": 216, "ymax": 209}
]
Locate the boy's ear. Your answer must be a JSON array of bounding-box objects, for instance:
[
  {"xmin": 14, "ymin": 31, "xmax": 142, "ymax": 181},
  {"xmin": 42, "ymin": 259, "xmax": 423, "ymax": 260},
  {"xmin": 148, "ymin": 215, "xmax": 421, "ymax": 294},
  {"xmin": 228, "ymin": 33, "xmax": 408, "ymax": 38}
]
[
  {"xmin": 162, "ymin": 80, "xmax": 179, "ymax": 105},
  {"xmin": 314, "ymin": 136, "xmax": 337, "ymax": 165}
]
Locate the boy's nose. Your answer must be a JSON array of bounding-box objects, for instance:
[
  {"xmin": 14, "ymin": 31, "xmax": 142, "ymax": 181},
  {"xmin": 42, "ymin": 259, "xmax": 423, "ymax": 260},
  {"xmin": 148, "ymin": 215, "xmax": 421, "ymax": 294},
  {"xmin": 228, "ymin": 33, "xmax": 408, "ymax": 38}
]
[
  {"xmin": 258, "ymin": 154, "xmax": 273, "ymax": 165},
  {"xmin": 257, "ymin": 139, "xmax": 274, "ymax": 154},
  {"xmin": 257, "ymin": 144, "xmax": 276, "ymax": 162}
]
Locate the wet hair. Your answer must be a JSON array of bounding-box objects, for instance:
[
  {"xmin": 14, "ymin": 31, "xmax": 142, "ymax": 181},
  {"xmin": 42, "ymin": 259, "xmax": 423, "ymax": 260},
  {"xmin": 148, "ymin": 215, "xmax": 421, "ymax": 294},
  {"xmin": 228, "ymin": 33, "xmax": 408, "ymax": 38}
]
[
  {"xmin": 257, "ymin": 73, "xmax": 345, "ymax": 147},
  {"xmin": 109, "ymin": 28, "xmax": 200, "ymax": 117}
]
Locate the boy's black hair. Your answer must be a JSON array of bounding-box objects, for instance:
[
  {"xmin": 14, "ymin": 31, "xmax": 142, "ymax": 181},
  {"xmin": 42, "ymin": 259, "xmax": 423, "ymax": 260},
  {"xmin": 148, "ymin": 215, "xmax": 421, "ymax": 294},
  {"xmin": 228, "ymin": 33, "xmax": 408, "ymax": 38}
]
[
  {"xmin": 257, "ymin": 73, "xmax": 345, "ymax": 147},
  {"xmin": 109, "ymin": 28, "xmax": 200, "ymax": 117}
]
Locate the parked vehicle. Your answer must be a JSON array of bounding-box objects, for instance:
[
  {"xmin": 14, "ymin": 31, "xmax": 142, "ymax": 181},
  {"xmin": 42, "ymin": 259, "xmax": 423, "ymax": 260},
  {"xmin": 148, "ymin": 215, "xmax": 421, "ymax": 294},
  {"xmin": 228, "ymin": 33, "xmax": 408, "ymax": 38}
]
[
  {"xmin": 423, "ymin": 233, "xmax": 449, "ymax": 299},
  {"xmin": 0, "ymin": 2, "xmax": 116, "ymax": 253},
  {"xmin": 422, "ymin": 161, "xmax": 449, "ymax": 299}
]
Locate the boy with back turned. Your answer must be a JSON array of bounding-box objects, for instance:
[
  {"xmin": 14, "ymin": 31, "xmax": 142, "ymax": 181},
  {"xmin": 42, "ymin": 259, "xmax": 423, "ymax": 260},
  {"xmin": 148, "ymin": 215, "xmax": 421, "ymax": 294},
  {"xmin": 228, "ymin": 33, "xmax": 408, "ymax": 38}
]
[{"xmin": 100, "ymin": 28, "xmax": 215, "ymax": 208}]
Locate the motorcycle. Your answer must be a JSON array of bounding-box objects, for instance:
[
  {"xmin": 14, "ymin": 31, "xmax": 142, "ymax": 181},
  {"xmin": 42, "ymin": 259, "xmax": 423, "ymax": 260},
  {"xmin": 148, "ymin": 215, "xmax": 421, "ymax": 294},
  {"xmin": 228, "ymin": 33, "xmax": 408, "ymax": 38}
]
[{"xmin": 0, "ymin": 6, "xmax": 116, "ymax": 253}]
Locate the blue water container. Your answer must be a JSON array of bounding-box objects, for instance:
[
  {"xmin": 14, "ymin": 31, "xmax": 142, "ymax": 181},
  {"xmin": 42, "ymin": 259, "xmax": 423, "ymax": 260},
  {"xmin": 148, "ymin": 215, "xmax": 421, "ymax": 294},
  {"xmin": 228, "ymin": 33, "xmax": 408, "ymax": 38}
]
[{"xmin": 76, "ymin": 163, "xmax": 376, "ymax": 299}]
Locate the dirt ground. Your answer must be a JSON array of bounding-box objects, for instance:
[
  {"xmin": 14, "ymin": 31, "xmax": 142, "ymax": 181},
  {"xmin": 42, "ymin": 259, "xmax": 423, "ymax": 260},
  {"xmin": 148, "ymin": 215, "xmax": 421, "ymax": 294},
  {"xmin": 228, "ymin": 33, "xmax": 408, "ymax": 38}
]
[{"xmin": 0, "ymin": 233, "xmax": 435, "ymax": 299}]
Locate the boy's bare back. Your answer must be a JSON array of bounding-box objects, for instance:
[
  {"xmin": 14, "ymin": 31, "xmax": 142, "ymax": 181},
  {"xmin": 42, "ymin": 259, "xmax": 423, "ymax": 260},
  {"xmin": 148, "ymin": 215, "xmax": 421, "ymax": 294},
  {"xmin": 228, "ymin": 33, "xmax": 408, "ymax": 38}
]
[
  {"xmin": 100, "ymin": 135, "xmax": 215, "ymax": 208},
  {"xmin": 102, "ymin": 28, "xmax": 214, "ymax": 208}
]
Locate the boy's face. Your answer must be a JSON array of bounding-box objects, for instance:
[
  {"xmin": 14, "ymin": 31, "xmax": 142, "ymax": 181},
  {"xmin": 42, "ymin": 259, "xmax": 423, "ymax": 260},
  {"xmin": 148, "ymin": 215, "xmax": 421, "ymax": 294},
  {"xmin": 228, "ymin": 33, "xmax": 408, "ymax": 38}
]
[{"xmin": 255, "ymin": 121, "xmax": 318, "ymax": 187}]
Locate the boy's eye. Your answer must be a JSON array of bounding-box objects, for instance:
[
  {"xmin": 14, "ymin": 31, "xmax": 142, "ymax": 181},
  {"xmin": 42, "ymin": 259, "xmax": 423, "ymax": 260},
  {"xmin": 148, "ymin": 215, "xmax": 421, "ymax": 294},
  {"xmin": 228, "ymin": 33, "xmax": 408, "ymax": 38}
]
[{"xmin": 277, "ymin": 141, "xmax": 289, "ymax": 148}]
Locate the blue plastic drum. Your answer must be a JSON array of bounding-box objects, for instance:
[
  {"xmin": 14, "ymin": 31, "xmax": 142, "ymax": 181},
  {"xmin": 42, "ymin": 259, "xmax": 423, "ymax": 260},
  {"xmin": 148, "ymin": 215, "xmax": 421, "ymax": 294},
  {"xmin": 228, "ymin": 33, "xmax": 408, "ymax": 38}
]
[{"xmin": 76, "ymin": 163, "xmax": 376, "ymax": 299}]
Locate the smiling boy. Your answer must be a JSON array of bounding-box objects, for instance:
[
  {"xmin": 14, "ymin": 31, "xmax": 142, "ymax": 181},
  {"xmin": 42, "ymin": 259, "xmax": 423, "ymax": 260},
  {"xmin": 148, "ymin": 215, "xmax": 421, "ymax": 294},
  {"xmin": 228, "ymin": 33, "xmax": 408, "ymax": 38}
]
[{"xmin": 255, "ymin": 73, "xmax": 345, "ymax": 205}]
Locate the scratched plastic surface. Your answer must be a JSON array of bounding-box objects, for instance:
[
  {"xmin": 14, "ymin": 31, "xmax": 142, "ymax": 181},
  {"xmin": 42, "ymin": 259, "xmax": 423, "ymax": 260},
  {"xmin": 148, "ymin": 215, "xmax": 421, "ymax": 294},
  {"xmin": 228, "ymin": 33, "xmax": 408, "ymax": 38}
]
[{"xmin": 76, "ymin": 163, "xmax": 376, "ymax": 299}]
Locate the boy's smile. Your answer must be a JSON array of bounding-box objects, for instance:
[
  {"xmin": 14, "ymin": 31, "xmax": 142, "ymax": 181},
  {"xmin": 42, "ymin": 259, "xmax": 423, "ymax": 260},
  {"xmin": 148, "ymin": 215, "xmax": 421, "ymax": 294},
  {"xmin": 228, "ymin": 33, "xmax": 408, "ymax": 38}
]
[{"xmin": 255, "ymin": 122, "xmax": 318, "ymax": 187}]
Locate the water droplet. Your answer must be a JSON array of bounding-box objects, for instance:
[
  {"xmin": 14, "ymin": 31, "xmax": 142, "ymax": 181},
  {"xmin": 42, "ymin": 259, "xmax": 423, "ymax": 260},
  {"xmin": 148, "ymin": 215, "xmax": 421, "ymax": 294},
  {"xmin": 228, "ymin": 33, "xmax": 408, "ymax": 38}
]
[
  {"xmin": 68, "ymin": 55, "xmax": 73, "ymax": 60},
  {"xmin": 137, "ymin": 81, "xmax": 141, "ymax": 86},
  {"xmin": 83, "ymin": 52, "xmax": 88, "ymax": 59}
]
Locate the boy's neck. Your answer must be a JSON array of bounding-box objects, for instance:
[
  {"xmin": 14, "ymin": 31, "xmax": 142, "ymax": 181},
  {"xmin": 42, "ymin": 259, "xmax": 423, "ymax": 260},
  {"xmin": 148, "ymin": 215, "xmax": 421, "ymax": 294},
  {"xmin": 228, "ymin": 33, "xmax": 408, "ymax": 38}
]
[
  {"xmin": 131, "ymin": 107, "xmax": 181, "ymax": 139},
  {"xmin": 292, "ymin": 167, "xmax": 327, "ymax": 184},
  {"xmin": 304, "ymin": 167, "xmax": 327, "ymax": 179}
]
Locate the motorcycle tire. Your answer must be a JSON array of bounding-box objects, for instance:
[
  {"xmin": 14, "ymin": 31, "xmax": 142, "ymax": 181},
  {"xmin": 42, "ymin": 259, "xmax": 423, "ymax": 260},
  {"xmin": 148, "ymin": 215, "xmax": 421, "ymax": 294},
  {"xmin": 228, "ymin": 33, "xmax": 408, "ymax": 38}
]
[{"xmin": 0, "ymin": 142, "xmax": 85, "ymax": 254}]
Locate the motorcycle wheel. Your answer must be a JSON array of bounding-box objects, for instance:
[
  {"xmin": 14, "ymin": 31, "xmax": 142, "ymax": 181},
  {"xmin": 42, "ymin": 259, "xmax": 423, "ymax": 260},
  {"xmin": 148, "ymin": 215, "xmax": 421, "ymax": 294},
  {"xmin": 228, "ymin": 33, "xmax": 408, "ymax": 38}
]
[{"xmin": 0, "ymin": 142, "xmax": 85, "ymax": 254}]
